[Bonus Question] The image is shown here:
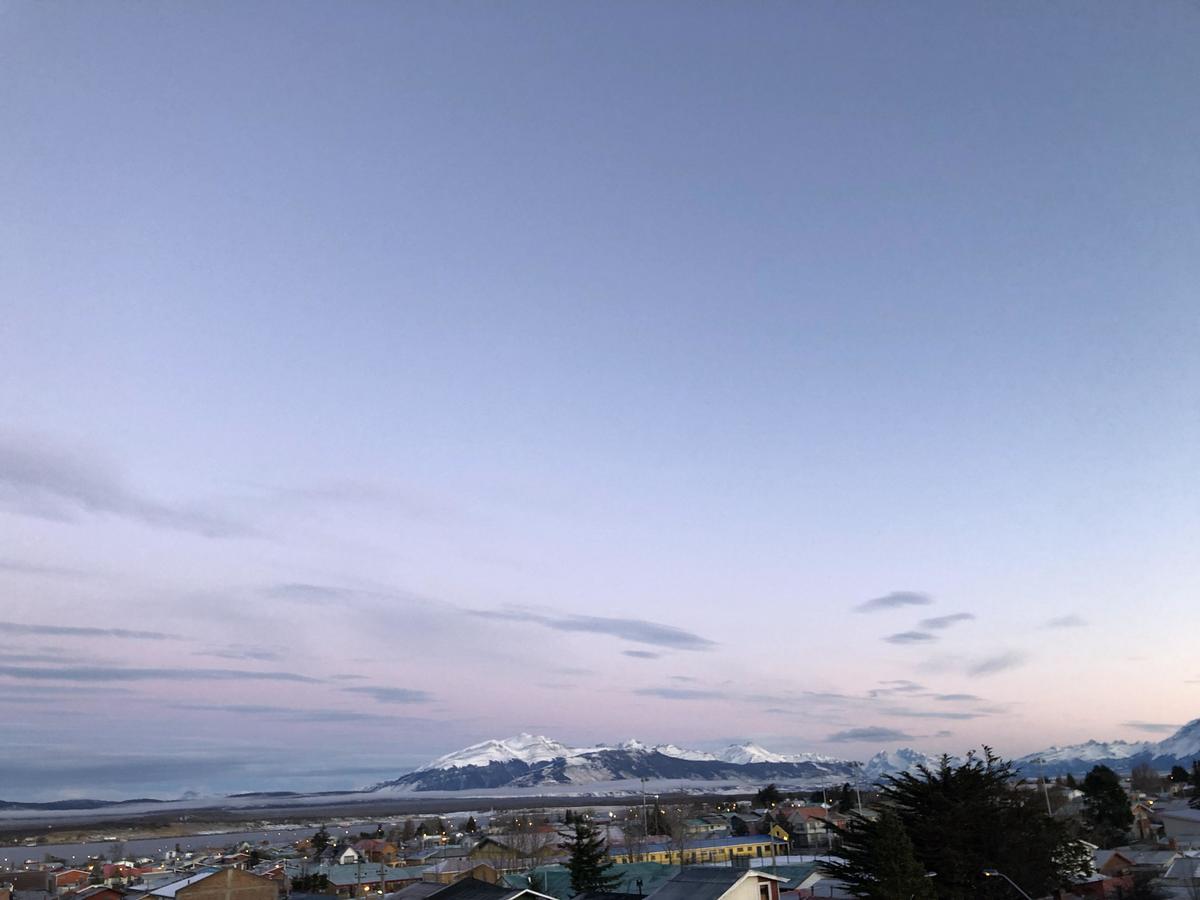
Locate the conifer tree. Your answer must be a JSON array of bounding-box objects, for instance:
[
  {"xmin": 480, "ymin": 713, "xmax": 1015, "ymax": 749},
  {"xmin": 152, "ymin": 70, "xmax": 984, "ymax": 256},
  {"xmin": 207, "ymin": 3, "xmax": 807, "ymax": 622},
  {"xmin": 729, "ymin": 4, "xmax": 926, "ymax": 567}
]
[
  {"xmin": 562, "ymin": 821, "xmax": 619, "ymax": 894},
  {"xmin": 838, "ymin": 783, "xmax": 854, "ymax": 813},
  {"xmin": 825, "ymin": 809, "xmax": 933, "ymax": 900},
  {"xmin": 824, "ymin": 749, "xmax": 1090, "ymax": 898},
  {"xmin": 1081, "ymin": 765, "xmax": 1134, "ymax": 846}
]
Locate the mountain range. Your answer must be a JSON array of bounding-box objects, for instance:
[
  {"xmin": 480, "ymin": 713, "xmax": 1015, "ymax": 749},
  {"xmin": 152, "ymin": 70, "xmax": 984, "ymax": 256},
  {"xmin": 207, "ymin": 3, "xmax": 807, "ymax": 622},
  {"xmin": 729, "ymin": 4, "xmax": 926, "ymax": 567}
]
[
  {"xmin": 1013, "ymin": 717, "xmax": 1200, "ymax": 776},
  {"xmin": 370, "ymin": 720, "xmax": 1200, "ymax": 793},
  {"xmin": 368, "ymin": 733, "xmax": 936, "ymax": 793}
]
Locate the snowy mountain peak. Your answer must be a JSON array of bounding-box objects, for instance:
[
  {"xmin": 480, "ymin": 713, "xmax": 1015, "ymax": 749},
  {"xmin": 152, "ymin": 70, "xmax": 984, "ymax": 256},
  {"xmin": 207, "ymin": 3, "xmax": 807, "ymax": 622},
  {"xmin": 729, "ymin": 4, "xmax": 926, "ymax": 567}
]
[
  {"xmin": 862, "ymin": 748, "xmax": 942, "ymax": 780},
  {"xmin": 416, "ymin": 734, "xmax": 580, "ymax": 771},
  {"xmin": 721, "ymin": 742, "xmax": 787, "ymax": 765},
  {"xmin": 1152, "ymin": 718, "xmax": 1200, "ymax": 760}
]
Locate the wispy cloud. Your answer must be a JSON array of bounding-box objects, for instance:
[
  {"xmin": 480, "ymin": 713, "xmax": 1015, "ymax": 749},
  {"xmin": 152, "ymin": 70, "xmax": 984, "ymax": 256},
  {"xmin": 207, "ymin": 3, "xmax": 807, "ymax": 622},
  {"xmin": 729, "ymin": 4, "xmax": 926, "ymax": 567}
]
[
  {"xmin": 194, "ymin": 645, "xmax": 282, "ymax": 662},
  {"xmin": 868, "ymin": 680, "xmax": 926, "ymax": 697},
  {"xmin": 1121, "ymin": 721, "xmax": 1180, "ymax": 734},
  {"xmin": 1046, "ymin": 614, "xmax": 1087, "ymax": 629},
  {"xmin": 934, "ymin": 693, "xmax": 982, "ymax": 702},
  {"xmin": 0, "ymin": 665, "xmax": 321, "ymax": 683},
  {"xmin": 0, "ymin": 559, "xmax": 87, "ymax": 577},
  {"xmin": 174, "ymin": 704, "xmax": 415, "ymax": 723},
  {"xmin": 262, "ymin": 583, "xmax": 360, "ymax": 605},
  {"xmin": 623, "ymin": 650, "xmax": 661, "ymax": 659},
  {"xmin": 855, "ymin": 591, "xmax": 932, "ymax": 613},
  {"xmin": 634, "ymin": 687, "xmax": 725, "ymax": 701},
  {"xmin": 885, "ymin": 630, "xmax": 936, "ymax": 645},
  {"xmin": 0, "ymin": 430, "xmax": 245, "ymax": 538},
  {"xmin": 341, "ymin": 686, "xmax": 432, "ymax": 704},
  {"xmin": 884, "ymin": 707, "xmax": 985, "ymax": 720},
  {"xmin": 968, "ymin": 651, "xmax": 1028, "ymax": 677},
  {"xmin": 0, "ymin": 620, "xmax": 180, "ymax": 641},
  {"xmin": 827, "ymin": 726, "xmax": 915, "ymax": 743},
  {"xmin": 471, "ymin": 607, "xmax": 716, "ymax": 651},
  {"xmin": 918, "ymin": 613, "xmax": 975, "ymax": 630}
]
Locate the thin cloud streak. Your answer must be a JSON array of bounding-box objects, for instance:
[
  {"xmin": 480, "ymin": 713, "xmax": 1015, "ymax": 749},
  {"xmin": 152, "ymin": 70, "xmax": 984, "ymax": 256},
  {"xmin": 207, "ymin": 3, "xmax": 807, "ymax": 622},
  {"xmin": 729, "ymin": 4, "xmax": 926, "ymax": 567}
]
[
  {"xmin": 855, "ymin": 591, "xmax": 932, "ymax": 613},
  {"xmin": 0, "ymin": 621, "xmax": 180, "ymax": 641},
  {"xmin": 0, "ymin": 665, "xmax": 321, "ymax": 683},
  {"xmin": 1121, "ymin": 721, "xmax": 1180, "ymax": 734},
  {"xmin": 1046, "ymin": 614, "xmax": 1087, "ymax": 628},
  {"xmin": 827, "ymin": 726, "xmax": 915, "ymax": 742},
  {"xmin": 885, "ymin": 630, "xmax": 936, "ymax": 644},
  {"xmin": 341, "ymin": 686, "xmax": 433, "ymax": 704},
  {"xmin": 918, "ymin": 613, "xmax": 976, "ymax": 630},
  {"xmin": 968, "ymin": 651, "xmax": 1028, "ymax": 677},
  {"xmin": 471, "ymin": 607, "xmax": 716, "ymax": 651},
  {"xmin": 0, "ymin": 429, "xmax": 246, "ymax": 538},
  {"xmin": 634, "ymin": 687, "xmax": 725, "ymax": 700}
]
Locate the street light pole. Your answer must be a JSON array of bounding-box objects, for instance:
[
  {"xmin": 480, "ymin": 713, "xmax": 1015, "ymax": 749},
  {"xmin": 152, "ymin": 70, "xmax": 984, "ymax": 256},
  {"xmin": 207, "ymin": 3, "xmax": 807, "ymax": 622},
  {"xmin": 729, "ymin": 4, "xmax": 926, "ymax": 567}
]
[{"xmin": 982, "ymin": 869, "xmax": 1034, "ymax": 900}]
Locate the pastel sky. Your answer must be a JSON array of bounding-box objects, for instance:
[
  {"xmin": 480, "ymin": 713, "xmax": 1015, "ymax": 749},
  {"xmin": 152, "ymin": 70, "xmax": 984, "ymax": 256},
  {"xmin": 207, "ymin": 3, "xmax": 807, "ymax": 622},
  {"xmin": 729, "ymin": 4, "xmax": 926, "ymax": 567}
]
[{"xmin": 2, "ymin": 1, "xmax": 1199, "ymax": 801}]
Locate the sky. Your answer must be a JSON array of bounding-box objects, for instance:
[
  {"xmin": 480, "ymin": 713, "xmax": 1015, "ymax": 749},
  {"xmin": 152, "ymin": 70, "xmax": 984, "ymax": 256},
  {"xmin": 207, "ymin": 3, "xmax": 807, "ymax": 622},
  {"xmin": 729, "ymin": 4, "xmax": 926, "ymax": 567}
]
[{"xmin": 1, "ymin": 1, "xmax": 1199, "ymax": 801}]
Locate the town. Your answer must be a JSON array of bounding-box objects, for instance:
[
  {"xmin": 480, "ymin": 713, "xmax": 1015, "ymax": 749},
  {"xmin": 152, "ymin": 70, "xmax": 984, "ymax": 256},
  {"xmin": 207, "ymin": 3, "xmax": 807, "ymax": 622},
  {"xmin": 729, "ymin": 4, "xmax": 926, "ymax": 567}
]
[{"xmin": 6, "ymin": 759, "xmax": 1200, "ymax": 900}]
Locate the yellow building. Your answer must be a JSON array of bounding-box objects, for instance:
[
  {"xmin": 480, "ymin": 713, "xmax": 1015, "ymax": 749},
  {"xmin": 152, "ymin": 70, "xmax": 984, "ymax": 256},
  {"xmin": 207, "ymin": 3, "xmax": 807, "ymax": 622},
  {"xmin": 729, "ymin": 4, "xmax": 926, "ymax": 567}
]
[{"xmin": 610, "ymin": 835, "xmax": 787, "ymax": 866}]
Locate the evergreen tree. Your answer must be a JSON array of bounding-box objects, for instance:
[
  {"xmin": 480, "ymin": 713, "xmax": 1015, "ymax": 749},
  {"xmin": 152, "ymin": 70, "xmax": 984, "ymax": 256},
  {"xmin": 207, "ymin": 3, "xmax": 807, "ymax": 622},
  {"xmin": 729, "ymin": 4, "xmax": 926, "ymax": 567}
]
[
  {"xmin": 1081, "ymin": 765, "xmax": 1134, "ymax": 847},
  {"xmin": 647, "ymin": 799, "xmax": 669, "ymax": 835},
  {"xmin": 838, "ymin": 783, "xmax": 854, "ymax": 813},
  {"xmin": 1065, "ymin": 772, "xmax": 1078, "ymax": 789},
  {"xmin": 823, "ymin": 749, "xmax": 1091, "ymax": 899},
  {"xmin": 561, "ymin": 821, "xmax": 620, "ymax": 895},
  {"xmin": 311, "ymin": 826, "xmax": 331, "ymax": 853},
  {"xmin": 463, "ymin": 816, "xmax": 478, "ymax": 833},
  {"xmin": 824, "ymin": 809, "xmax": 934, "ymax": 900},
  {"xmin": 755, "ymin": 783, "xmax": 784, "ymax": 808},
  {"xmin": 1170, "ymin": 765, "xmax": 1190, "ymax": 784},
  {"xmin": 401, "ymin": 819, "xmax": 415, "ymax": 841},
  {"xmin": 1190, "ymin": 761, "xmax": 1200, "ymax": 808}
]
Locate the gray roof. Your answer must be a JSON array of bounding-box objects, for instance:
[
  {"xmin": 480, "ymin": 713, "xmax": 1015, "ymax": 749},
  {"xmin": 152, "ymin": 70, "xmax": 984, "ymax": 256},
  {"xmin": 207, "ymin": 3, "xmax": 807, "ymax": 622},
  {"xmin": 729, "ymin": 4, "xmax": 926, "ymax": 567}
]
[
  {"xmin": 388, "ymin": 885, "xmax": 444, "ymax": 900},
  {"xmin": 645, "ymin": 867, "xmax": 783, "ymax": 900},
  {"xmin": 424, "ymin": 880, "xmax": 515, "ymax": 900},
  {"xmin": 142, "ymin": 869, "xmax": 223, "ymax": 898}
]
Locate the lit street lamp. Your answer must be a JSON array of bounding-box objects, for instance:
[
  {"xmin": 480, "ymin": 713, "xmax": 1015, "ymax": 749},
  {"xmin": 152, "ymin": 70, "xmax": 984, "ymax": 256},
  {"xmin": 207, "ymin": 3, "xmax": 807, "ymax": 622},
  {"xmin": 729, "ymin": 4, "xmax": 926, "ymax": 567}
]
[{"xmin": 982, "ymin": 869, "xmax": 1034, "ymax": 900}]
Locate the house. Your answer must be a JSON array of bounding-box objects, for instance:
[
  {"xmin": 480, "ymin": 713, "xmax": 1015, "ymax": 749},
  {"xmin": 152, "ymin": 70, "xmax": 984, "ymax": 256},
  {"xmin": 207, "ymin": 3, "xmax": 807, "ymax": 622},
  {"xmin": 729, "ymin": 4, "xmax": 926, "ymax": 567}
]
[
  {"xmin": 322, "ymin": 864, "xmax": 432, "ymax": 896},
  {"xmin": 421, "ymin": 864, "xmax": 499, "ymax": 887},
  {"xmin": 65, "ymin": 888, "xmax": 124, "ymax": 900},
  {"xmin": 1162, "ymin": 857, "xmax": 1200, "ymax": 885},
  {"xmin": 1122, "ymin": 849, "xmax": 1182, "ymax": 874},
  {"xmin": 610, "ymin": 835, "xmax": 788, "ymax": 866},
  {"xmin": 54, "ymin": 872, "xmax": 92, "ymax": 893},
  {"xmin": 1157, "ymin": 808, "xmax": 1200, "ymax": 840},
  {"xmin": 776, "ymin": 808, "xmax": 842, "ymax": 849},
  {"xmin": 684, "ymin": 818, "xmax": 730, "ymax": 838},
  {"xmin": 466, "ymin": 838, "xmax": 559, "ymax": 872},
  {"xmin": 353, "ymin": 844, "xmax": 399, "ymax": 866},
  {"xmin": 645, "ymin": 868, "xmax": 786, "ymax": 900},
  {"xmin": 125, "ymin": 868, "xmax": 278, "ymax": 900},
  {"xmin": 1092, "ymin": 850, "xmax": 1134, "ymax": 877},
  {"xmin": 388, "ymin": 879, "xmax": 553, "ymax": 900}
]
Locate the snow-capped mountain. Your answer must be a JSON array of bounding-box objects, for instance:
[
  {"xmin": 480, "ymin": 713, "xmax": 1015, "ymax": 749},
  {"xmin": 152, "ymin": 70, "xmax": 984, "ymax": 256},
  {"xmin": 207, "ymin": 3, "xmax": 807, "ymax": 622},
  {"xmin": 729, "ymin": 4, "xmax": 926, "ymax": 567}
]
[
  {"xmin": 861, "ymin": 748, "xmax": 943, "ymax": 780},
  {"xmin": 416, "ymin": 734, "xmax": 588, "ymax": 772},
  {"xmin": 1017, "ymin": 718, "xmax": 1200, "ymax": 775},
  {"xmin": 371, "ymin": 734, "xmax": 918, "ymax": 794},
  {"xmin": 718, "ymin": 742, "xmax": 839, "ymax": 766}
]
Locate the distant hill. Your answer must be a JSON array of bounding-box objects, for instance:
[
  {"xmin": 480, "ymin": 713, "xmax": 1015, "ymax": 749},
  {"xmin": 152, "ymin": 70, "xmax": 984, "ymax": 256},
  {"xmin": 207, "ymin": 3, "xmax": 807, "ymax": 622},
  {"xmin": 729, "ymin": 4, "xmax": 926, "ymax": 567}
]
[
  {"xmin": 1017, "ymin": 718, "xmax": 1200, "ymax": 775},
  {"xmin": 367, "ymin": 733, "xmax": 930, "ymax": 793}
]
